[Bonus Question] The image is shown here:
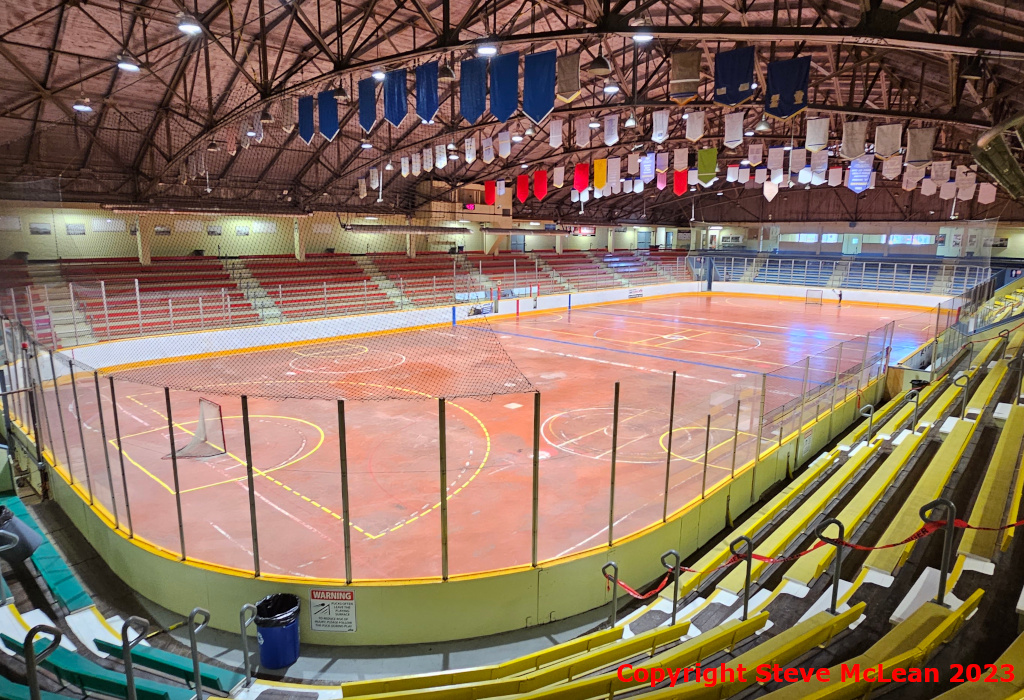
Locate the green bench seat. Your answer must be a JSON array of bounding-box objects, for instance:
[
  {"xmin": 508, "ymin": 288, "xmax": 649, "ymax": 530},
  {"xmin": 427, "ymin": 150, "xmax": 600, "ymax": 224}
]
[
  {"xmin": 2, "ymin": 633, "xmax": 195, "ymax": 700},
  {"xmin": 95, "ymin": 638, "xmax": 244, "ymax": 694},
  {"xmin": 0, "ymin": 674, "xmax": 67, "ymax": 700}
]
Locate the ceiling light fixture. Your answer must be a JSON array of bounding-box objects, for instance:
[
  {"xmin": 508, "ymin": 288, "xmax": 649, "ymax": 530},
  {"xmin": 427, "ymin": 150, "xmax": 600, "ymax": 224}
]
[
  {"xmin": 744, "ymin": 130, "xmax": 755, "ymax": 137},
  {"xmin": 372, "ymin": 67, "xmax": 386, "ymax": 81},
  {"xmin": 334, "ymin": 84, "xmax": 350, "ymax": 103},
  {"xmin": 588, "ymin": 119, "xmax": 601, "ymax": 129},
  {"xmin": 633, "ymin": 30, "xmax": 654, "ymax": 43},
  {"xmin": 525, "ymin": 126, "xmax": 535, "ymax": 136},
  {"xmin": 72, "ymin": 97, "xmax": 93, "ymax": 113},
  {"xmin": 750, "ymin": 81, "xmax": 759, "ymax": 90},
  {"xmin": 438, "ymin": 63, "xmax": 456, "ymax": 82},
  {"xmin": 511, "ymin": 134, "xmax": 524, "ymax": 142},
  {"xmin": 361, "ymin": 141, "xmax": 373, "ymax": 149},
  {"xmin": 245, "ymin": 127, "xmax": 257, "ymax": 137},
  {"xmin": 603, "ymin": 80, "xmax": 620, "ymax": 95},
  {"xmin": 449, "ymin": 153, "xmax": 459, "ymax": 160},
  {"xmin": 206, "ymin": 140, "xmax": 220, "ymax": 152},
  {"xmin": 365, "ymin": 216, "xmax": 378, "ymax": 220},
  {"xmin": 116, "ymin": 54, "xmax": 140, "ymax": 72},
  {"xmin": 384, "ymin": 161, "xmax": 395, "ymax": 171},
  {"xmin": 477, "ymin": 43, "xmax": 498, "ymax": 57},
  {"xmin": 624, "ymin": 113, "xmax": 637, "ymax": 128},
  {"xmin": 177, "ymin": 15, "xmax": 203, "ymax": 35},
  {"xmin": 521, "ymin": 163, "xmax": 529, "ymax": 168},
  {"xmin": 259, "ymin": 108, "xmax": 274, "ymax": 124},
  {"xmin": 585, "ymin": 48, "xmax": 613, "ymax": 76},
  {"xmin": 754, "ymin": 115, "xmax": 772, "ymax": 133}
]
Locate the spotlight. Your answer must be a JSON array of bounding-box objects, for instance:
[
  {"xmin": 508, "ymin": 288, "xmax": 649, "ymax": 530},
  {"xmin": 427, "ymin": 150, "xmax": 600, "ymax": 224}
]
[
  {"xmin": 511, "ymin": 134, "xmax": 524, "ymax": 142},
  {"xmin": 477, "ymin": 44, "xmax": 498, "ymax": 57},
  {"xmin": 72, "ymin": 97, "xmax": 93, "ymax": 112},
  {"xmin": 633, "ymin": 31, "xmax": 654, "ymax": 43},
  {"xmin": 603, "ymin": 80, "xmax": 620, "ymax": 95},
  {"xmin": 744, "ymin": 130, "xmax": 755, "ymax": 137},
  {"xmin": 361, "ymin": 141, "xmax": 373, "ymax": 149},
  {"xmin": 624, "ymin": 113, "xmax": 637, "ymax": 128},
  {"xmin": 588, "ymin": 119, "xmax": 601, "ymax": 129},
  {"xmin": 438, "ymin": 63, "xmax": 456, "ymax": 82},
  {"xmin": 754, "ymin": 115, "xmax": 772, "ymax": 133},
  {"xmin": 447, "ymin": 142, "xmax": 456, "ymax": 150},
  {"xmin": 371, "ymin": 67, "xmax": 386, "ymax": 81},
  {"xmin": 384, "ymin": 161, "xmax": 395, "ymax": 171},
  {"xmin": 449, "ymin": 153, "xmax": 459, "ymax": 160},
  {"xmin": 520, "ymin": 163, "xmax": 528, "ymax": 168},
  {"xmin": 177, "ymin": 15, "xmax": 203, "ymax": 35},
  {"xmin": 116, "ymin": 54, "xmax": 140, "ymax": 72}
]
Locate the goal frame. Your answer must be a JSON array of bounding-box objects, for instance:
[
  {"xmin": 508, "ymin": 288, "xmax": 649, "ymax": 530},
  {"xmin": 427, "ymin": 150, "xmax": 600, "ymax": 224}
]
[
  {"xmin": 165, "ymin": 397, "xmax": 227, "ymax": 460},
  {"xmin": 805, "ymin": 289, "xmax": 824, "ymax": 305}
]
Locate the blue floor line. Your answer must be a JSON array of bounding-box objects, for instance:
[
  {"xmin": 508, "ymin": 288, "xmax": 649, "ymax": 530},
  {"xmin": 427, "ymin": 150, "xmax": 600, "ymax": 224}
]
[{"xmin": 471, "ymin": 324, "xmax": 820, "ymax": 382}]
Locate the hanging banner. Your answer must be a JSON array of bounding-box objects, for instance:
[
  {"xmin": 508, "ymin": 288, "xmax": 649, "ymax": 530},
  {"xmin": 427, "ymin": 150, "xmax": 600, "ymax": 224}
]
[
  {"xmin": 481, "ymin": 137, "xmax": 495, "ymax": 163},
  {"xmin": 594, "ymin": 159, "xmax": 608, "ymax": 189},
  {"xmin": 840, "ymin": 121, "xmax": 867, "ymax": 160},
  {"xmin": 881, "ymin": 154, "xmax": 902, "ymax": 180},
  {"xmin": 623, "ymin": 179, "xmax": 634, "ymax": 194},
  {"xmin": 435, "ymin": 144, "xmax": 447, "ymax": 170},
  {"xmin": 640, "ymin": 153, "xmax": 656, "ymax": 183},
  {"xmin": 846, "ymin": 154, "xmax": 873, "ymax": 193},
  {"xmin": 673, "ymin": 170, "xmax": 687, "ymax": 195},
  {"xmin": 489, "ymin": 52, "xmax": 519, "ymax": 122},
  {"xmin": 811, "ymin": 171, "xmax": 826, "ymax": 186},
  {"xmin": 810, "ymin": 149, "xmax": 828, "ymax": 173},
  {"xmin": 723, "ymin": 111, "xmax": 745, "ymax": 149},
  {"xmin": 688, "ymin": 168, "xmax": 698, "ymax": 185},
  {"xmin": 400, "ymin": 156, "xmax": 410, "ymax": 178},
  {"xmin": 411, "ymin": 151, "xmax": 421, "ymax": 175},
  {"xmin": 281, "ymin": 96, "xmax": 296, "ymax": 134},
  {"xmin": 460, "ymin": 57, "xmax": 487, "ymax": 123},
  {"xmin": 656, "ymin": 152, "xmax": 669, "ymax": 173},
  {"xmin": 239, "ymin": 120, "xmax": 250, "ymax": 150},
  {"xmin": 553, "ymin": 165, "xmax": 565, "ymax": 188},
  {"xmin": 634, "ymin": 178, "xmax": 644, "ymax": 193},
  {"xmin": 628, "ymin": 153, "xmax": 639, "ymax": 175},
  {"xmin": 754, "ymin": 166, "xmax": 767, "ymax": 184},
  {"xmin": 669, "ymin": 51, "xmax": 701, "ymax": 104},
  {"xmin": 902, "ymin": 168, "xmax": 918, "ymax": 191},
  {"xmin": 593, "ymin": 186, "xmax": 603, "ymax": 199},
  {"xmin": 580, "ymin": 188, "xmax": 590, "ymax": 203},
  {"xmin": 423, "ymin": 147, "xmax": 434, "ymax": 172},
  {"xmin": 727, "ymin": 164, "xmax": 739, "ymax": 182},
  {"xmin": 766, "ymin": 146, "xmax": 785, "ymax": 171},
  {"xmin": 714, "ymin": 46, "xmax": 755, "ymax": 106},
  {"xmin": 685, "ymin": 111, "xmax": 706, "ymax": 142},
  {"xmin": 358, "ymin": 78, "xmax": 376, "ymax": 132},
  {"xmin": 739, "ymin": 166, "xmax": 750, "ymax": 183},
  {"xmin": 534, "ymin": 170, "xmax": 548, "ymax": 200},
  {"xmin": 764, "ymin": 55, "xmax": 810, "ymax": 119},
  {"xmin": 789, "ymin": 148, "xmax": 807, "ymax": 173},
  {"xmin": 556, "ymin": 53, "xmax": 581, "ymax": 103},
  {"xmin": 920, "ymin": 178, "xmax": 936, "ymax": 196},
  {"xmin": 496, "ymin": 179, "xmax": 506, "ymax": 196},
  {"xmin": 904, "ymin": 163, "xmax": 926, "ymax": 187},
  {"xmin": 939, "ymin": 181, "xmax": 957, "ymax": 200},
  {"xmin": 828, "ymin": 166, "xmax": 843, "ymax": 186},
  {"xmin": 978, "ymin": 182, "xmax": 997, "ymax": 205},
  {"xmin": 523, "ymin": 50, "xmax": 556, "ymax": 123},
  {"xmin": 549, "ymin": 119, "xmax": 564, "ymax": 148},
  {"xmin": 575, "ymin": 117, "xmax": 590, "ymax": 148},
  {"xmin": 416, "ymin": 62, "xmax": 439, "ymax": 122},
  {"xmin": 604, "ymin": 114, "xmax": 619, "ymax": 146},
  {"xmin": 874, "ymin": 123, "xmax": 902, "ymax": 159},
  {"xmin": 516, "ymin": 174, "xmax": 529, "ymax": 203},
  {"xmin": 571, "ymin": 189, "xmax": 580, "ymax": 202},
  {"xmin": 383, "ymin": 69, "xmax": 407, "ymax": 127},
  {"xmin": 497, "ymin": 131, "xmax": 512, "ymax": 158},
  {"xmin": 607, "ymin": 157, "xmax": 621, "ymax": 186},
  {"xmin": 298, "ymin": 95, "xmax": 315, "ymax": 144},
  {"xmin": 358, "ymin": 178, "xmax": 367, "ymax": 198},
  {"xmin": 771, "ymin": 168, "xmax": 784, "ymax": 184},
  {"xmin": 748, "ymin": 143, "xmax": 764, "ymax": 166},
  {"xmin": 764, "ymin": 180, "xmax": 779, "ymax": 201},
  {"xmin": 465, "ymin": 136, "xmax": 477, "ymax": 163},
  {"xmin": 652, "ymin": 110, "xmax": 670, "ymax": 143},
  {"xmin": 484, "ymin": 180, "xmax": 496, "ymax": 205},
  {"xmin": 906, "ymin": 127, "xmax": 937, "ymax": 166},
  {"xmin": 931, "ymin": 160, "xmax": 952, "ymax": 183},
  {"xmin": 674, "ymin": 148, "xmax": 689, "ymax": 171},
  {"xmin": 657, "ymin": 171, "xmax": 667, "ymax": 190},
  {"xmin": 368, "ymin": 167, "xmax": 379, "ymax": 190},
  {"xmin": 697, "ymin": 148, "xmax": 718, "ymax": 185},
  {"xmin": 798, "ymin": 167, "xmax": 812, "ymax": 184},
  {"xmin": 805, "ymin": 117, "xmax": 829, "ymax": 152},
  {"xmin": 573, "ymin": 163, "xmax": 589, "ymax": 191}
]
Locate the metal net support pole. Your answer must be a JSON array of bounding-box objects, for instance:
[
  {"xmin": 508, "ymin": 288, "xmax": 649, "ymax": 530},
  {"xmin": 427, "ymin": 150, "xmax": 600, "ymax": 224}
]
[
  {"xmin": 107, "ymin": 377, "xmax": 133, "ymax": 538},
  {"xmin": 163, "ymin": 387, "xmax": 186, "ymax": 560},
  {"xmin": 49, "ymin": 353, "xmax": 73, "ymax": 478},
  {"xmin": 241, "ymin": 396, "xmax": 261, "ymax": 577},
  {"xmin": 439, "ymin": 398, "xmax": 449, "ymax": 581},
  {"xmin": 750, "ymin": 374, "xmax": 767, "ymax": 503},
  {"xmin": 68, "ymin": 361, "xmax": 92, "ymax": 501},
  {"xmin": 531, "ymin": 391, "xmax": 541, "ymax": 568},
  {"xmin": 608, "ymin": 382, "xmax": 620, "ymax": 546},
  {"xmin": 338, "ymin": 399, "xmax": 353, "ymax": 584},
  {"xmin": 663, "ymin": 371, "xmax": 677, "ymax": 522},
  {"xmin": 701, "ymin": 414, "xmax": 711, "ymax": 499},
  {"xmin": 92, "ymin": 371, "xmax": 119, "ymax": 528}
]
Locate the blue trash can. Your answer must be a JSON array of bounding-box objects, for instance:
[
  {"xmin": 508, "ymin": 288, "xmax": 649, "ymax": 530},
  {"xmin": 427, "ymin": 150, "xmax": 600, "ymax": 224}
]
[{"xmin": 254, "ymin": 593, "xmax": 301, "ymax": 669}]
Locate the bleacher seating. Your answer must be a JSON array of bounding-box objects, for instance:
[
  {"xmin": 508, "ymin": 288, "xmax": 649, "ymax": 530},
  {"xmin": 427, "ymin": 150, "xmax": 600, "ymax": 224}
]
[
  {"xmin": 755, "ymin": 258, "xmax": 837, "ymax": 286},
  {"xmin": 534, "ymin": 251, "xmax": 621, "ymax": 291},
  {"xmin": 463, "ymin": 253, "xmax": 565, "ymax": 296}
]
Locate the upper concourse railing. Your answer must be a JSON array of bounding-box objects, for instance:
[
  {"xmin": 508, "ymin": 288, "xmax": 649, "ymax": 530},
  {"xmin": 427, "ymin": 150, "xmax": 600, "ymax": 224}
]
[{"xmin": 0, "ymin": 252, "xmax": 994, "ymax": 350}]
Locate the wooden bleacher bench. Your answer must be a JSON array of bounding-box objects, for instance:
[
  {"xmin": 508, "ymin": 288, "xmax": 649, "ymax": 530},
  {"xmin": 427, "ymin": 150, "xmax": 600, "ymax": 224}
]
[{"xmin": 958, "ymin": 404, "xmax": 1024, "ymax": 562}]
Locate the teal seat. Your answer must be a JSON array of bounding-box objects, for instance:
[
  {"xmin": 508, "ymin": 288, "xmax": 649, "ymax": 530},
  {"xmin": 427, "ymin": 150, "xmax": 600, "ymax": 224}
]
[
  {"xmin": 2, "ymin": 633, "xmax": 195, "ymax": 700},
  {"xmin": 95, "ymin": 638, "xmax": 244, "ymax": 694},
  {"xmin": 0, "ymin": 495, "xmax": 93, "ymax": 612},
  {"xmin": 0, "ymin": 674, "xmax": 67, "ymax": 700}
]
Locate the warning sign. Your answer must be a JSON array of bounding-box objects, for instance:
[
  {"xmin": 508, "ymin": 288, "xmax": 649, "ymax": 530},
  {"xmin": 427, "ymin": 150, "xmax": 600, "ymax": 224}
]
[{"xmin": 309, "ymin": 589, "xmax": 356, "ymax": 632}]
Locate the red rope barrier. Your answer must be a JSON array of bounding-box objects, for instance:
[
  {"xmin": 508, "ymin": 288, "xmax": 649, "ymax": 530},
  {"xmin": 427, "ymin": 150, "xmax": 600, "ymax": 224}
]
[{"xmin": 605, "ymin": 517, "xmax": 1018, "ymax": 600}]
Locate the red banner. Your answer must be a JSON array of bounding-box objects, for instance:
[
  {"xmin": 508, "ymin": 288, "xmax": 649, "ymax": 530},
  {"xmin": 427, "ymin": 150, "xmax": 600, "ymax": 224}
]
[
  {"xmin": 484, "ymin": 180, "xmax": 496, "ymax": 205},
  {"xmin": 516, "ymin": 174, "xmax": 529, "ymax": 203},
  {"xmin": 534, "ymin": 170, "xmax": 548, "ymax": 200},
  {"xmin": 574, "ymin": 163, "xmax": 589, "ymax": 192}
]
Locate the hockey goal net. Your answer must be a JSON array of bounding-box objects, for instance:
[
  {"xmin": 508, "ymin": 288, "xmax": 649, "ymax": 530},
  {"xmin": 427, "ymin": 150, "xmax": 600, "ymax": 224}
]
[
  {"xmin": 166, "ymin": 398, "xmax": 227, "ymax": 459},
  {"xmin": 805, "ymin": 290, "xmax": 824, "ymax": 305}
]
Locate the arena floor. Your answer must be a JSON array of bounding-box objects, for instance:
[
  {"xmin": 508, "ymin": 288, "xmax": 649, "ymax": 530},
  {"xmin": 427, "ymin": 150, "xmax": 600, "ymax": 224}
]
[{"xmin": 43, "ymin": 294, "xmax": 933, "ymax": 580}]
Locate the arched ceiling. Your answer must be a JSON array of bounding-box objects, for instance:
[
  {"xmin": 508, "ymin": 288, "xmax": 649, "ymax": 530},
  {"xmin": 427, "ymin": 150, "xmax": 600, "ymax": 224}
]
[{"xmin": 1, "ymin": 0, "xmax": 1024, "ymax": 225}]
